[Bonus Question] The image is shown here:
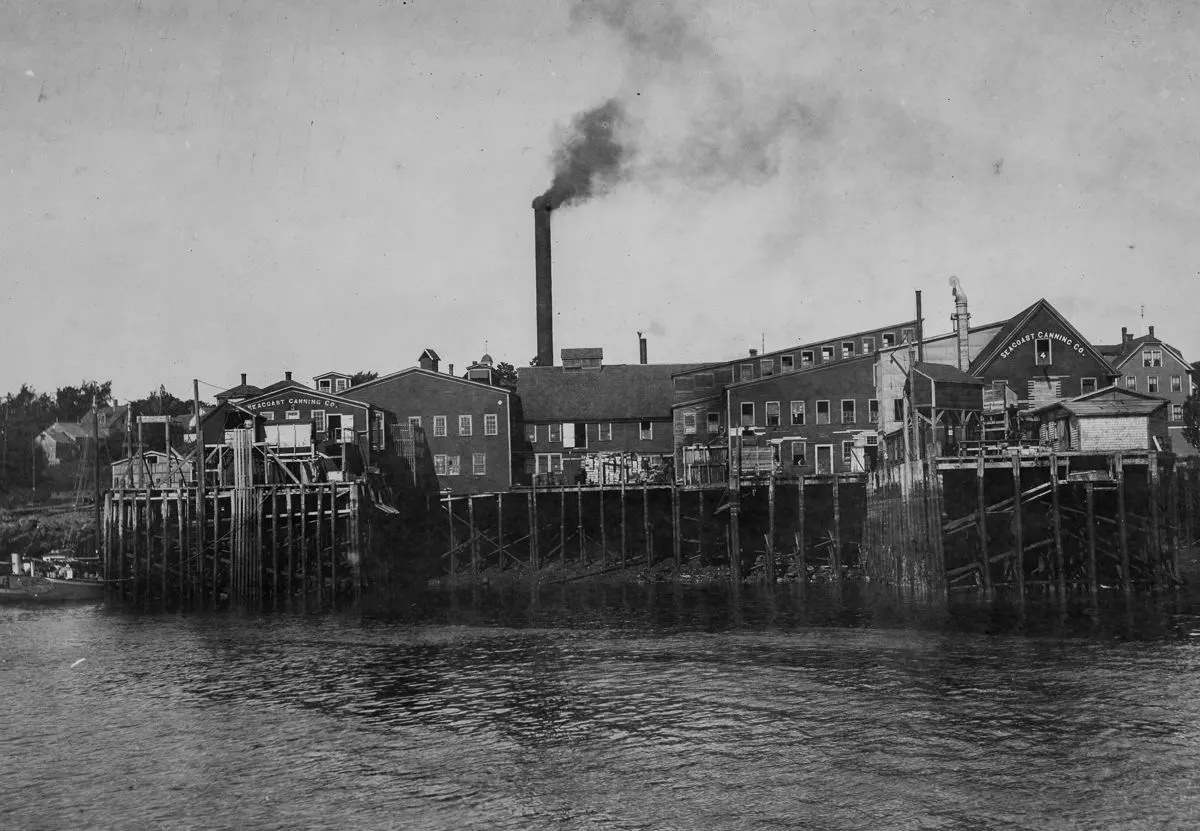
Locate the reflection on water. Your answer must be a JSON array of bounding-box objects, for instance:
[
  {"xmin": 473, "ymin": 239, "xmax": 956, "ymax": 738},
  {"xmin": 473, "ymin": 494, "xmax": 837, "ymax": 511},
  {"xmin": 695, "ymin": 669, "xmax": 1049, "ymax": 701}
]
[{"xmin": 3, "ymin": 582, "xmax": 1200, "ymax": 830}]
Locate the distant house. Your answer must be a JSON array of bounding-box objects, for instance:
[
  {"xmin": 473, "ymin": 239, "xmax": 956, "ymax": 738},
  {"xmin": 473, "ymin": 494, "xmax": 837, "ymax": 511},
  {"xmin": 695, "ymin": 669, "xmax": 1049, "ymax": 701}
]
[
  {"xmin": 34, "ymin": 422, "xmax": 93, "ymax": 466},
  {"xmin": 1026, "ymin": 386, "xmax": 1169, "ymax": 454},
  {"xmin": 518, "ymin": 348, "xmax": 702, "ymax": 486},
  {"xmin": 1097, "ymin": 325, "xmax": 1196, "ymax": 457}
]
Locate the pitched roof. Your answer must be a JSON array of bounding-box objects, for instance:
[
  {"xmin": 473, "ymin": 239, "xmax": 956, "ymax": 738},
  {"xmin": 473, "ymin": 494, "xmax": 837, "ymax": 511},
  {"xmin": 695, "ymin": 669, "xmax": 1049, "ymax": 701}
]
[
  {"xmin": 239, "ymin": 382, "xmax": 374, "ymax": 411},
  {"xmin": 561, "ymin": 347, "xmax": 603, "ymax": 360},
  {"xmin": 1101, "ymin": 332, "xmax": 1190, "ymax": 371},
  {"xmin": 968, "ymin": 298, "xmax": 1115, "ymax": 374},
  {"xmin": 912, "ymin": 362, "xmax": 985, "ymax": 385},
  {"xmin": 215, "ymin": 380, "xmax": 262, "ymax": 400},
  {"xmin": 1027, "ymin": 384, "xmax": 1167, "ymax": 418},
  {"xmin": 518, "ymin": 363, "xmax": 704, "ymax": 421},
  {"xmin": 259, "ymin": 377, "xmax": 313, "ymax": 394},
  {"xmin": 726, "ymin": 353, "xmax": 876, "ymax": 390},
  {"xmin": 347, "ymin": 366, "xmax": 513, "ymax": 396}
]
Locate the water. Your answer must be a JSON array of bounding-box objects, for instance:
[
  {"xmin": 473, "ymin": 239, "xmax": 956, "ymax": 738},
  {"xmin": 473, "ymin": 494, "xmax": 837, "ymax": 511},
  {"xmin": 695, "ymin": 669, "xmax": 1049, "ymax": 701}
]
[{"xmin": 4, "ymin": 583, "xmax": 1200, "ymax": 830}]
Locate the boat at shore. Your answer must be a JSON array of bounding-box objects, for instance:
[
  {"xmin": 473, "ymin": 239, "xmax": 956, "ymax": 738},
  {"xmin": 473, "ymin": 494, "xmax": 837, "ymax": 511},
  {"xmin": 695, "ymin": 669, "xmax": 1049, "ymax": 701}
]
[{"xmin": 1, "ymin": 555, "xmax": 105, "ymax": 602}]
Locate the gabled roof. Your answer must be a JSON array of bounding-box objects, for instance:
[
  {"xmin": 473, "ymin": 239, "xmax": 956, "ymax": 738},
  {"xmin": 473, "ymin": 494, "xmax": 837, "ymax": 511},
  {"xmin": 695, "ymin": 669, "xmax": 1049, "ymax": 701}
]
[
  {"xmin": 518, "ymin": 363, "xmax": 702, "ymax": 421},
  {"xmin": 41, "ymin": 422, "xmax": 90, "ymax": 443},
  {"xmin": 238, "ymin": 382, "xmax": 374, "ymax": 411},
  {"xmin": 346, "ymin": 366, "xmax": 513, "ymax": 396},
  {"xmin": 561, "ymin": 347, "xmax": 603, "ymax": 360},
  {"xmin": 1026, "ymin": 384, "xmax": 1167, "ymax": 418},
  {"xmin": 968, "ymin": 298, "xmax": 1116, "ymax": 375},
  {"xmin": 1101, "ymin": 332, "xmax": 1190, "ymax": 371},
  {"xmin": 215, "ymin": 381, "xmax": 262, "ymax": 400},
  {"xmin": 912, "ymin": 362, "xmax": 985, "ymax": 385},
  {"xmin": 259, "ymin": 377, "xmax": 314, "ymax": 394},
  {"xmin": 419, "ymin": 348, "xmax": 441, "ymax": 361},
  {"xmin": 672, "ymin": 318, "xmax": 920, "ymax": 377},
  {"xmin": 312, "ymin": 370, "xmax": 351, "ymax": 380}
]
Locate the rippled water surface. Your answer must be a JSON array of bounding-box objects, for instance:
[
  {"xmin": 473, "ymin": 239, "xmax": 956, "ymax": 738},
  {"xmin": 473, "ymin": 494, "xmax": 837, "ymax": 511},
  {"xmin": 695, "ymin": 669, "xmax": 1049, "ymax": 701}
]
[{"xmin": 4, "ymin": 582, "xmax": 1200, "ymax": 830}]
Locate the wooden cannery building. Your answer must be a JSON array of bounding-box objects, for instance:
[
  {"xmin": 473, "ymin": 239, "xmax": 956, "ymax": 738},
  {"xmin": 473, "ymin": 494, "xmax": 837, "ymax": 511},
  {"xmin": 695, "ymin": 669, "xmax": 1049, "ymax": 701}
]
[
  {"xmin": 516, "ymin": 347, "xmax": 701, "ymax": 487},
  {"xmin": 343, "ymin": 350, "xmax": 516, "ymax": 496},
  {"xmin": 1098, "ymin": 325, "xmax": 1197, "ymax": 456},
  {"xmin": 671, "ymin": 318, "xmax": 919, "ymax": 484}
]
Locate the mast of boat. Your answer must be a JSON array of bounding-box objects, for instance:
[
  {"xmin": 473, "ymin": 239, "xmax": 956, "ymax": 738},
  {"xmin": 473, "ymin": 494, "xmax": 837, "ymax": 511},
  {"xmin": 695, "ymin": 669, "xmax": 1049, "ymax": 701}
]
[{"xmin": 93, "ymin": 394, "xmax": 102, "ymax": 564}]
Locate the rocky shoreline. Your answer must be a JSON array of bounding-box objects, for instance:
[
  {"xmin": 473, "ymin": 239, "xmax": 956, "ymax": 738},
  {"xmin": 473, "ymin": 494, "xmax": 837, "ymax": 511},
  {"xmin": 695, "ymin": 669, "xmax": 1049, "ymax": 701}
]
[{"xmin": 0, "ymin": 503, "xmax": 97, "ymax": 562}]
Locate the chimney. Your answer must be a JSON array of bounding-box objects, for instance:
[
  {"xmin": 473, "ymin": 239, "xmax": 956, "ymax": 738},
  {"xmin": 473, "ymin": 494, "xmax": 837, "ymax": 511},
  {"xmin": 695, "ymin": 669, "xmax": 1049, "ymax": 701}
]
[
  {"xmin": 240, "ymin": 372, "xmax": 247, "ymax": 386},
  {"xmin": 418, "ymin": 349, "xmax": 440, "ymax": 372},
  {"xmin": 533, "ymin": 197, "xmax": 554, "ymax": 367},
  {"xmin": 1149, "ymin": 325, "xmax": 1155, "ymax": 339},
  {"xmin": 448, "ymin": 363, "xmax": 455, "ymax": 376},
  {"xmin": 1121, "ymin": 326, "xmax": 1128, "ymax": 345},
  {"xmin": 638, "ymin": 331, "xmax": 648, "ymax": 365},
  {"xmin": 749, "ymin": 348, "xmax": 758, "ymax": 357},
  {"xmin": 949, "ymin": 277, "xmax": 970, "ymax": 371},
  {"xmin": 285, "ymin": 371, "xmax": 292, "ymax": 381}
]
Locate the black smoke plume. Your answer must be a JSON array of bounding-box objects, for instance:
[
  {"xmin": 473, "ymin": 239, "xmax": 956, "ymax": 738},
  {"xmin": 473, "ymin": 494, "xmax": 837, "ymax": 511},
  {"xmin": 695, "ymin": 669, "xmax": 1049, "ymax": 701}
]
[{"xmin": 536, "ymin": 98, "xmax": 630, "ymax": 210}]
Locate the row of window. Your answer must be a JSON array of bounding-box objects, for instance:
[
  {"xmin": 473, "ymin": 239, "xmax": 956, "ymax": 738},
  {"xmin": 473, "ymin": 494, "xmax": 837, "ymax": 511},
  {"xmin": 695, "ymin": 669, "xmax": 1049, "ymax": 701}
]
[
  {"xmin": 316, "ymin": 377, "xmax": 350, "ymax": 393},
  {"xmin": 407, "ymin": 414, "xmax": 499, "ymax": 437},
  {"xmin": 1125, "ymin": 375, "xmax": 1183, "ymax": 394},
  {"xmin": 529, "ymin": 422, "xmax": 654, "ymax": 442},
  {"xmin": 433, "ymin": 453, "xmax": 488, "ymax": 476},
  {"xmin": 729, "ymin": 399, "xmax": 880, "ymax": 430}
]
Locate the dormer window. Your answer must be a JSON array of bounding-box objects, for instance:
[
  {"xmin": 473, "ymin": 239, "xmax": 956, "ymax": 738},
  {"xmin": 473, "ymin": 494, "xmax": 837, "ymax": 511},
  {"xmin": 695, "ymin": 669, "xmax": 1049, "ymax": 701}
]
[{"xmin": 318, "ymin": 379, "xmax": 332, "ymax": 393}]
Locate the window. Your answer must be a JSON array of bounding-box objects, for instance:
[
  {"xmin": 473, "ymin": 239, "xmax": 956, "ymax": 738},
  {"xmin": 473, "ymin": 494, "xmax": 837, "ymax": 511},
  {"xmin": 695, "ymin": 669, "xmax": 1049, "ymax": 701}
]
[
  {"xmin": 901, "ymin": 328, "xmax": 914, "ymax": 343},
  {"xmin": 262, "ymin": 411, "xmax": 276, "ymax": 421},
  {"xmin": 841, "ymin": 341, "xmax": 854, "ymax": 359},
  {"xmin": 674, "ymin": 376, "xmax": 693, "ymax": 393},
  {"xmin": 893, "ymin": 399, "xmax": 905, "ymax": 421},
  {"xmin": 312, "ymin": 410, "xmax": 325, "ymax": 432},
  {"xmin": 707, "ymin": 413, "xmax": 721, "ymax": 434},
  {"xmin": 841, "ymin": 400, "xmax": 856, "ymax": 423},
  {"xmin": 1148, "ymin": 376, "xmax": 1159, "ymax": 393},
  {"xmin": 458, "ymin": 415, "xmax": 473, "ymax": 436},
  {"xmin": 484, "ymin": 413, "xmax": 498, "ymax": 436},
  {"xmin": 434, "ymin": 454, "xmax": 448, "ymax": 475},
  {"xmin": 781, "ymin": 354, "xmax": 794, "ymax": 372},
  {"xmin": 1080, "ymin": 378, "xmax": 1097, "ymax": 395},
  {"xmin": 526, "ymin": 424, "xmax": 538, "ymax": 443},
  {"xmin": 1035, "ymin": 338, "xmax": 1052, "ymax": 366},
  {"xmin": 1126, "ymin": 376, "xmax": 1137, "ymax": 391},
  {"xmin": 1171, "ymin": 375, "xmax": 1183, "ymax": 392},
  {"xmin": 549, "ymin": 423, "xmax": 562, "ymax": 443},
  {"xmin": 683, "ymin": 412, "xmax": 697, "ymax": 435},
  {"xmin": 639, "ymin": 420, "xmax": 653, "ymax": 440},
  {"xmin": 842, "ymin": 441, "xmax": 854, "ymax": 464},
  {"xmin": 816, "ymin": 400, "xmax": 830, "ymax": 425},
  {"xmin": 862, "ymin": 337, "xmax": 875, "ymax": 354},
  {"xmin": 801, "ymin": 350, "xmax": 814, "ymax": 368},
  {"xmin": 433, "ymin": 416, "xmax": 447, "ymax": 437},
  {"xmin": 882, "ymin": 332, "xmax": 895, "ymax": 347},
  {"xmin": 740, "ymin": 363, "xmax": 754, "ymax": 381},
  {"xmin": 447, "ymin": 455, "xmax": 461, "ymax": 475},
  {"xmin": 791, "ymin": 440, "xmax": 807, "ymax": 467},
  {"xmin": 1172, "ymin": 404, "xmax": 1184, "ymax": 422},
  {"xmin": 740, "ymin": 402, "xmax": 755, "ymax": 427},
  {"xmin": 285, "ymin": 410, "xmax": 300, "ymax": 421},
  {"xmin": 765, "ymin": 401, "xmax": 781, "ymax": 426},
  {"xmin": 820, "ymin": 346, "xmax": 834, "ymax": 362},
  {"xmin": 317, "ymin": 379, "xmax": 331, "ymax": 393},
  {"xmin": 790, "ymin": 400, "xmax": 805, "ymax": 425},
  {"xmin": 1143, "ymin": 349, "xmax": 1162, "ymax": 367},
  {"xmin": 535, "ymin": 453, "xmax": 563, "ymax": 474},
  {"xmin": 695, "ymin": 373, "xmax": 713, "ymax": 389},
  {"xmin": 597, "ymin": 422, "xmax": 612, "ymax": 441},
  {"xmin": 408, "ymin": 415, "xmax": 422, "ymax": 429},
  {"xmin": 374, "ymin": 412, "xmax": 386, "ymax": 448},
  {"xmin": 868, "ymin": 399, "xmax": 879, "ymax": 423},
  {"xmin": 760, "ymin": 359, "xmax": 775, "ymax": 377},
  {"xmin": 334, "ymin": 378, "xmax": 348, "ymax": 393},
  {"xmin": 472, "ymin": 453, "xmax": 486, "ymax": 476}
]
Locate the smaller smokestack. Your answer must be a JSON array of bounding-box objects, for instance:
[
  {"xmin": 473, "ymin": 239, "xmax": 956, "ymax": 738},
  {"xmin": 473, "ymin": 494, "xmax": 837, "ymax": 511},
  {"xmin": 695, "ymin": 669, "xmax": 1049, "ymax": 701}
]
[
  {"xmin": 240, "ymin": 373, "xmax": 247, "ymax": 386},
  {"xmin": 1149, "ymin": 325, "xmax": 1155, "ymax": 339},
  {"xmin": 638, "ymin": 331, "xmax": 647, "ymax": 365},
  {"xmin": 448, "ymin": 363, "xmax": 455, "ymax": 376},
  {"xmin": 1121, "ymin": 326, "xmax": 1128, "ymax": 345},
  {"xmin": 749, "ymin": 348, "xmax": 758, "ymax": 357},
  {"xmin": 285, "ymin": 371, "xmax": 292, "ymax": 381},
  {"xmin": 949, "ymin": 277, "xmax": 969, "ymax": 371}
]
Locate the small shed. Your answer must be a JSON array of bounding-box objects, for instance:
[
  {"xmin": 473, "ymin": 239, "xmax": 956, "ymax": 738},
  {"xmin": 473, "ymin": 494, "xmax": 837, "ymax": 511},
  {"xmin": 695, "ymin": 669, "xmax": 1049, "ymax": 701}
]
[
  {"xmin": 111, "ymin": 449, "xmax": 195, "ymax": 488},
  {"xmin": 1026, "ymin": 386, "xmax": 1169, "ymax": 453}
]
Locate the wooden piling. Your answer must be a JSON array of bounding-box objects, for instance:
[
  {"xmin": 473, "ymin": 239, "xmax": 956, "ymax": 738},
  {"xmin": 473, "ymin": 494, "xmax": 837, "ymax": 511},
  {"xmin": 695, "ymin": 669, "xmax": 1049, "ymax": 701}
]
[
  {"xmin": 1148, "ymin": 452, "xmax": 1162, "ymax": 589},
  {"xmin": 300, "ymin": 485, "xmax": 309, "ymax": 604},
  {"xmin": 329, "ymin": 485, "xmax": 339, "ymax": 606},
  {"xmin": 1167, "ymin": 459, "xmax": 1181, "ymax": 584},
  {"xmin": 577, "ymin": 483, "xmax": 585, "ymax": 564},
  {"xmin": 1085, "ymin": 482, "xmax": 1098, "ymax": 603},
  {"xmin": 496, "ymin": 492, "xmax": 504, "ymax": 570},
  {"xmin": 1049, "ymin": 452, "xmax": 1065, "ymax": 595},
  {"xmin": 831, "ymin": 473, "xmax": 842, "ymax": 578},
  {"xmin": 620, "ymin": 476, "xmax": 628, "ymax": 568},
  {"xmin": 797, "ymin": 475, "xmax": 806, "ymax": 582},
  {"xmin": 527, "ymin": 488, "xmax": 537, "ymax": 570},
  {"xmin": 271, "ymin": 486, "xmax": 280, "ymax": 610},
  {"xmin": 671, "ymin": 481, "xmax": 682, "ymax": 570},
  {"xmin": 468, "ymin": 495, "xmax": 478, "ymax": 576},
  {"xmin": 1011, "ymin": 452, "xmax": 1025, "ymax": 599},
  {"xmin": 559, "ymin": 482, "xmax": 566, "ymax": 569},
  {"xmin": 766, "ymin": 474, "xmax": 777, "ymax": 582},
  {"xmin": 642, "ymin": 480, "xmax": 651, "ymax": 569},
  {"xmin": 446, "ymin": 493, "xmax": 456, "ymax": 580},
  {"xmin": 1116, "ymin": 455, "xmax": 1131, "ymax": 596},
  {"xmin": 599, "ymin": 487, "xmax": 607, "ymax": 567},
  {"xmin": 314, "ymin": 484, "xmax": 324, "ymax": 605},
  {"xmin": 976, "ymin": 453, "xmax": 992, "ymax": 593}
]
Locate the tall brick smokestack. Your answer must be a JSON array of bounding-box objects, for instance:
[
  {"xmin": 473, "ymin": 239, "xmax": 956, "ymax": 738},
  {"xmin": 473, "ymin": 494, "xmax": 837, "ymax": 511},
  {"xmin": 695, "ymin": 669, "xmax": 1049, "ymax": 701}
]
[
  {"xmin": 533, "ymin": 196, "xmax": 554, "ymax": 367},
  {"xmin": 949, "ymin": 276, "xmax": 970, "ymax": 371},
  {"xmin": 638, "ymin": 331, "xmax": 647, "ymax": 364}
]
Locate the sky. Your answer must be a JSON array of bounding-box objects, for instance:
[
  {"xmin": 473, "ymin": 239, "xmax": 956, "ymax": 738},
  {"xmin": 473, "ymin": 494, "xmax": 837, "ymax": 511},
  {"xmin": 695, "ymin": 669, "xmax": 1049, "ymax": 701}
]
[{"xmin": 3, "ymin": 0, "xmax": 1199, "ymax": 404}]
